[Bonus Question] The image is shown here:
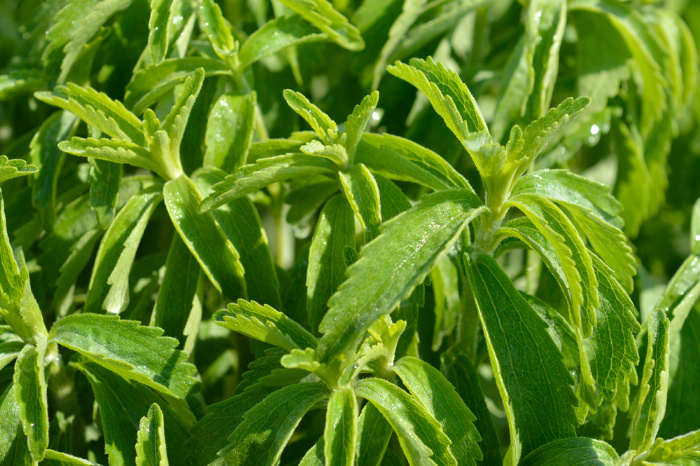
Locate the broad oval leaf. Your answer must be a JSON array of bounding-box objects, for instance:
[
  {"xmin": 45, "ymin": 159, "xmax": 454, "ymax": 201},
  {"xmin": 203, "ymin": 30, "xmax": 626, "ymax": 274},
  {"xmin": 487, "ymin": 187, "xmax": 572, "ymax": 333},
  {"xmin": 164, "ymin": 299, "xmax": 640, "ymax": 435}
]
[
  {"xmin": 135, "ymin": 403, "xmax": 169, "ymax": 466},
  {"xmin": 324, "ymin": 387, "xmax": 358, "ymax": 466},
  {"xmin": 520, "ymin": 437, "xmax": 618, "ymax": 466}
]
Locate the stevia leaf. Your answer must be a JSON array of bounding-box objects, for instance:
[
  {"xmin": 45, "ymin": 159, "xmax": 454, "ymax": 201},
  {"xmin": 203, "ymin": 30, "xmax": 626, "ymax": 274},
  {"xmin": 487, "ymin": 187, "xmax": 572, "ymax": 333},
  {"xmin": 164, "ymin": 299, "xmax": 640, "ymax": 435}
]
[
  {"xmin": 239, "ymin": 15, "xmax": 327, "ymax": 69},
  {"xmin": 285, "ymin": 180, "xmax": 339, "ymax": 225},
  {"xmin": 135, "ymin": 404, "xmax": 168, "ymax": 466},
  {"xmin": 490, "ymin": 38, "xmax": 531, "ymax": 144},
  {"xmin": 164, "ymin": 174, "xmax": 246, "ymax": 299},
  {"xmin": 203, "ymin": 92, "xmax": 257, "ymax": 173},
  {"xmin": 394, "ymin": 356, "xmax": 482, "ymax": 465},
  {"xmin": 611, "ymin": 121, "xmax": 650, "ymax": 236},
  {"xmin": 35, "ymin": 84, "xmax": 146, "ymax": 146},
  {"xmin": 324, "ymin": 387, "xmax": 358, "ymax": 466},
  {"xmin": 442, "ymin": 353, "xmax": 503, "ymax": 465},
  {"xmin": 42, "ymin": 449, "xmax": 101, "ymax": 465},
  {"xmin": 214, "ymin": 299, "xmax": 317, "ymax": 351},
  {"xmin": 58, "ymin": 137, "xmax": 162, "ymax": 176},
  {"xmin": 125, "ymin": 58, "xmax": 230, "ymax": 114},
  {"xmin": 0, "ymin": 382, "xmax": 32, "ymax": 465},
  {"xmin": 248, "ymin": 135, "xmax": 315, "ymax": 162},
  {"xmin": 354, "ymin": 377, "xmax": 457, "ymax": 466},
  {"xmin": 199, "ymin": 0, "xmax": 235, "ymax": 57},
  {"xmin": 198, "ymin": 154, "xmax": 337, "ymax": 212},
  {"xmin": 84, "ymin": 186, "xmax": 163, "ymax": 315},
  {"xmin": 466, "ymin": 253, "xmax": 577, "ymax": 464},
  {"xmin": 387, "ymin": 57, "xmax": 489, "ymax": 143},
  {"xmin": 148, "ymin": 0, "xmax": 179, "ymax": 64},
  {"xmin": 152, "ymin": 235, "xmax": 202, "ymax": 350},
  {"xmin": 339, "ymin": 163, "xmax": 382, "ymax": 240},
  {"xmin": 0, "ymin": 334, "xmax": 23, "ymax": 372},
  {"xmin": 523, "ymin": 294, "xmax": 579, "ymax": 369},
  {"xmin": 306, "ymin": 195, "xmax": 355, "ymax": 333},
  {"xmin": 655, "ymin": 254, "xmax": 700, "ymax": 338},
  {"xmin": 520, "ymin": 437, "xmax": 618, "ymax": 466},
  {"xmin": 355, "ymin": 132, "xmax": 472, "ymax": 192},
  {"xmin": 430, "ymin": 254, "xmax": 460, "ymax": 350},
  {"xmin": 318, "ymin": 189, "xmax": 485, "ymax": 362},
  {"xmin": 275, "ymin": 0, "xmax": 364, "ymax": 51},
  {"xmin": 299, "ymin": 437, "xmax": 324, "ymax": 466},
  {"xmin": 51, "ymin": 314, "xmax": 200, "ymax": 399},
  {"xmin": 647, "ymin": 428, "xmax": 700, "ymax": 463},
  {"xmin": 88, "ymin": 158, "xmax": 123, "ymax": 229},
  {"xmin": 355, "ymin": 402, "xmax": 393, "ymax": 466},
  {"xmin": 344, "ymin": 91, "xmax": 379, "ymax": 161},
  {"xmin": 0, "ymin": 156, "xmax": 38, "ymax": 185},
  {"xmin": 74, "ymin": 362, "xmax": 190, "ymax": 466},
  {"xmin": 283, "ymin": 90, "xmax": 338, "ymax": 144},
  {"xmin": 13, "ymin": 342, "xmax": 49, "ymax": 462},
  {"xmin": 192, "ymin": 168, "xmax": 281, "ymax": 309},
  {"xmin": 215, "ymin": 383, "xmax": 330, "ymax": 466}
]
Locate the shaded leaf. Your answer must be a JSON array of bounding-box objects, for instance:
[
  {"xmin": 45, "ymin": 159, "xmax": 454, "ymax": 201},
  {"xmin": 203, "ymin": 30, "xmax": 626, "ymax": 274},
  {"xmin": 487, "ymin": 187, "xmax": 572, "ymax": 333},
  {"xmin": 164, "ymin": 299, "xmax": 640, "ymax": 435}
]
[
  {"xmin": 355, "ymin": 402, "xmax": 393, "ymax": 466},
  {"xmin": 338, "ymin": 163, "xmax": 382, "ymax": 240},
  {"xmin": 13, "ymin": 342, "xmax": 49, "ymax": 462},
  {"xmin": 324, "ymin": 387, "xmax": 358, "ymax": 466}
]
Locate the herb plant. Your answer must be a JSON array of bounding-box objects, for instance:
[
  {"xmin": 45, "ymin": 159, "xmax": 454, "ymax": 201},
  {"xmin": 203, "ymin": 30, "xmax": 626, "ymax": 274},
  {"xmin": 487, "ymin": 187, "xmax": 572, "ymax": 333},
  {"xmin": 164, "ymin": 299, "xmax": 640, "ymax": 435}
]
[{"xmin": 1, "ymin": 0, "xmax": 699, "ymax": 465}]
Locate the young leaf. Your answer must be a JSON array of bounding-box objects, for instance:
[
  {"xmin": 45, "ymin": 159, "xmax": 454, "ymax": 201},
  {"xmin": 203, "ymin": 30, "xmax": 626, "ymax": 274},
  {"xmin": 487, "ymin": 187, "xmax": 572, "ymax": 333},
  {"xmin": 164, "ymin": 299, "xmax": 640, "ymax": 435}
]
[
  {"xmin": 283, "ymin": 90, "xmax": 338, "ymax": 144},
  {"xmin": 324, "ymin": 387, "xmax": 358, "ymax": 466},
  {"xmin": 50, "ymin": 313, "xmax": 199, "ymax": 399},
  {"xmin": 394, "ymin": 356, "xmax": 482, "ymax": 464},
  {"xmin": 466, "ymin": 253, "xmax": 577, "ymax": 464},
  {"xmin": 199, "ymin": 0, "xmax": 236, "ymax": 58},
  {"xmin": 215, "ymin": 383, "xmax": 330, "ymax": 465},
  {"xmin": 520, "ymin": 437, "xmax": 618, "ymax": 465},
  {"xmin": 198, "ymin": 154, "xmax": 337, "ymax": 212},
  {"xmin": 355, "ymin": 403, "xmax": 393, "ymax": 466},
  {"xmin": 203, "ymin": 92, "xmax": 257, "ymax": 173},
  {"xmin": 239, "ymin": 15, "xmax": 327, "ymax": 69},
  {"xmin": 354, "ymin": 377, "xmax": 457, "ymax": 466},
  {"xmin": 344, "ymin": 91, "xmax": 379, "ymax": 161},
  {"xmin": 0, "ymin": 156, "xmax": 38, "ymax": 185},
  {"xmin": 338, "ymin": 163, "xmax": 382, "ymax": 239},
  {"xmin": 629, "ymin": 309, "xmax": 671, "ymax": 454},
  {"xmin": 84, "ymin": 186, "xmax": 163, "ymax": 315},
  {"xmin": 58, "ymin": 137, "xmax": 162, "ymax": 176},
  {"xmin": 0, "ymin": 383, "xmax": 32, "ymax": 464},
  {"xmin": 13, "ymin": 342, "xmax": 49, "ymax": 462},
  {"xmin": 135, "ymin": 404, "xmax": 169, "ymax": 466},
  {"xmin": 215, "ymin": 300, "xmax": 317, "ymax": 351},
  {"xmin": 655, "ymin": 254, "xmax": 700, "ymax": 338},
  {"xmin": 148, "ymin": 0, "xmax": 179, "ymax": 64},
  {"xmin": 164, "ymin": 174, "xmax": 246, "ymax": 299},
  {"xmin": 307, "ymin": 195, "xmax": 355, "ymax": 333},
  {"xmin": 318, "ymin": 190, "xmax": 485, "ymax": 362},
  {"xmin": 88, "ymin": 158, "xmax": 122, "ymax": 229},
  {"xmin": 646, "ymin": 428, "xmax": 700, "ymax": 463}
]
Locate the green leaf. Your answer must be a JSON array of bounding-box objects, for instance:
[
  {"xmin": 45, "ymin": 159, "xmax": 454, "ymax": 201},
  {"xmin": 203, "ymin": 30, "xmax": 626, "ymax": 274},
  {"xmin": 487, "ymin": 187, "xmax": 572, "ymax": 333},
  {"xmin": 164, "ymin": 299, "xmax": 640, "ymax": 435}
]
[
  {"xmin": 318, "ymin": 190, "xmax": 485, "ymax": 362},
  {"xmin": 630, "ymin": 309, "xmax": 671, "ymax": 454},
  {"xmin": 387, "ymin": 57, "xmax": 489, "ymax": 144},
  {"xmin": 214, "ymin": 299, "xmax": 317, "ymax": 351},
  {"xmin": 50, "ymin": 313, "xmax": 199, "ymax": 399},
  {"xmin": 42, "ymin": 449, "xmax": 101, "ymax": 465},
  {"xmin": 88, "ymin": 158, "xmax": 123, "ymax": 229},
  {"xmin": 275, "ymin": 0, "xmax": 364, "ymax": 51},
  {"xmin": 355, "ymin": 402, "xmax": 393, "ymax": 466},
  {"xmin": 215, "ymin": 383, "xmax": 330, "ymax": 466},
  {"xmin": 354, "ymin": 377, "xmax": 457, "ymax": 466},
  {"xmin": 199, "ymin": 0, "xmax": 236, "ymax": 58},
  {"xmin": 148, "ymin": 0, "xmax": 179, "ymax": 64},
  {"xmin": 656, "ymin": 255, "xmax": 700, "ymax": 339},
  {"xmin": 203, "ymin": 92, "xmax": 257, "ymax": 173},
  {"xmin": 58, "ymin": 137, "xmax": 162, "ymax": 176},
  {"xmin": 523, "ymin": 294, "xmax": 580, "ymax": 370},
  {"xmin": 283, "ymin": 90, "xmax": 338, "ymax": 144},
  {"xmin": 152, "ymin": 235, "xmax": 202, "ymax": 350},
  {"xmin": 299, "ymin": 437, "xmax": 324, "ymax": 466},
  {"xmin": 135, "ymin": 404, "xmax": 168, "ymax": 466},
  {"xmin": 239, "ymin": 15, "xmax": 327, "ymax": 69},
  {"xmin": 125, "ymin": 58, "xmax": 230, "ymax": 115},
  {"xmin": 520, "ymin": 437, "xmax": 618, "ymax": 465},
  {"xmin": 0, "ymin": 156, "xmax": 38, "ymax": 185},
  {"xmin": 74, "ymin": 362, "xmax": 190, "ymax": 466},
  {"xmin": 490, "ymin": 38, "xmax": 531, "ymax": 143},
  {"xmin": 355, "ymin": 132, "xmax": 472, "ymax": 192},
  {"xmin": 307, "ymin": 195, "xmax": 355, "ymax": 333},
  {"xmin": 13, "ymin": 342, "xmax": 49, "ymax": 462},
  {"xmin": 0, "ymin": 382, "xmax": 32, "ymax": 465},
  {"xmin": 394, "ymin": 356, "xmax": 482, "ymax": 464},
  {"xmin": 344, "ymin": 91, "xmax": 379, "ymax": 161},
  {"xmin": 35, "ymin": 84, "xmax": 146, "ymax": 146},
  {"xmin": 84, "ymin": 186, "xmax": 162, "ymax": 314},
  {"xmin": 442, "ymin": 353, "xmax": 503, "ymax": 465},
  {"xmin": 465, "ymin": 253, "xmax": 577, "ymax": 464},
  {"xmin": 430, "ymin": 255, "xmax": 460, "ymax": 350},
  {"xmin": 198, "ymin": 154, "xmax": 337, "ymax": 212},
  {"xmin": 164, "ymin": 174, "xmax": 246, "ymax": 299},
  {"xmin": 339, "ymin": 163, "xmax": 382, "ymax": 240},
  {"xmin": 692, "ymin": 198, "xmax": 700, "ymax": 256},
  {"xmin": 324, "ymin": 387, "xmax": 358, "ymax": 466},
  {"xmin": 192, "ymin": 167, "xmax": 281, "ymax": 309},
  {"xmin": 647, "ymin": 429, "xmax": 700, "ymax": 464}
]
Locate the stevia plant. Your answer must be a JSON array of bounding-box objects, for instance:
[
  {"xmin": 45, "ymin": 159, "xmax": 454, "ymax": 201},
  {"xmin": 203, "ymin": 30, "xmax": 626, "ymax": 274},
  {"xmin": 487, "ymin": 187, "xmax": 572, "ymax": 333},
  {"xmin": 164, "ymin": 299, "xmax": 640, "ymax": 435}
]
[{"xmin": 0, "ymin": 0, "xmax": 699, "ymax": 465}]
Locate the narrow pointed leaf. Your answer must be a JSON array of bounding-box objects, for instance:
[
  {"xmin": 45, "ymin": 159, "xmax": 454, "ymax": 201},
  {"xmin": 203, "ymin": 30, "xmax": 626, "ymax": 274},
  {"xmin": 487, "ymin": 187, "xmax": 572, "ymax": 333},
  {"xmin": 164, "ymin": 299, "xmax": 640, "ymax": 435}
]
[
  {"xmin": 344, "ymin": 91, "xmax": 378, "ymax": 161},
  {"xmin": 89, "ymin": 158, "xmax": 123, "ymax": 229},
  {"xmin": 199, "ymin": 0, "xmax": 235, "ymax": 57},
  {"xmin": 148, "ymin": 0, "xmax": 178, "ymax": 64},
  {"xmin": 283, "ymin": 90, "xmax": 338, "ymax": 144},
  {"xmin": 13, "ymin": 342, "xmax": 49, "ymax": 462},
  {"xmin": 135, "ymin": 404, "xmax": 168, "ymax": 466},
  {"xmin": 339, "ymin": 163, "xmax": 382, "ymax": 240},
  {"xmin": 394, "ymin": 356, "xmax": 482, "ymax": 465},
  {"xmin": 655, "ymin": 254, "xmax": 700, "ymax": 338},
  {"xmin": 520, "ymin": 437, "xmax": 618, "ymax": 466},
  {"xmin": 215, "ymin": 383, "xmax": 330, "ymax": 466},
  {"xmin": 355, "ymin": 403, "xmax": 393, "ymax": 466},
  {"xmin": 466, "ymin": 253, "xmax": 577, "ymax": 464},
  {"xmin": 324, "ymin": 387, "xmax": 358, "ymax": 466},
  {"xmin": 354, "ymin": 377, "xmax": 457, "ymax": 466},
  {"xmin": 58, "ymin": 137, "xmax": 162, "ymax": 175},
  {"xmin": 84, "ymin": 186, "xmax": 163, "ymax": 314},
  {"xmin": 50, "ymin": 314, "xmax": 200, "ymax": 399},
  {"xmin": 318, "ymin": 190, "xmax": 485, "ymax": 362},
  {"xmin": 204, "ymin": 92, "xmax": 257, "ymax": 173},
  {"xmin": 164, "ymin": 174, "xmax": 246, "ymax": 299},
  {"xmin": 42, "ymin": 449, "xmax": 101, "ymax": 465}
]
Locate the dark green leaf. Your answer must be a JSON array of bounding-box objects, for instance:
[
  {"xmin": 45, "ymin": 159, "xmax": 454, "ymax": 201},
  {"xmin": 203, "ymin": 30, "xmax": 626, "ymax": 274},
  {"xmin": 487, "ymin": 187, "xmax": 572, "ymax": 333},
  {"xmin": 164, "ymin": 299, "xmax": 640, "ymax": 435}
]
[
  {"xmin": 88, "ymin": 158, "xmax": 123, "ymax": 229},
  {"xmin": 324, "ymin": 387, "xmax": 358, "ymax": 465},
  {"xmin": 355, "ymin": 402, "xmax": 393, "ymax": 466},
  {"xmin": 520, "ymin": 437, "xmax": 618, "ymax": 466},
  {"xmin": 13, "ymin": 342, "xmax": 49, "ymax": 462},
  {"xmin": 0, "ymin": 382, "xmax": 32, "ymax": 465}
]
